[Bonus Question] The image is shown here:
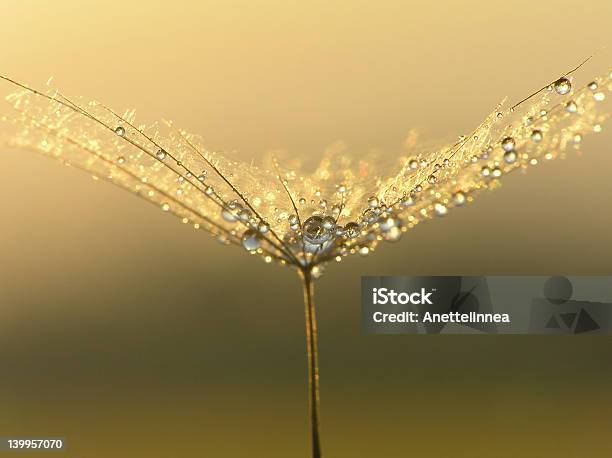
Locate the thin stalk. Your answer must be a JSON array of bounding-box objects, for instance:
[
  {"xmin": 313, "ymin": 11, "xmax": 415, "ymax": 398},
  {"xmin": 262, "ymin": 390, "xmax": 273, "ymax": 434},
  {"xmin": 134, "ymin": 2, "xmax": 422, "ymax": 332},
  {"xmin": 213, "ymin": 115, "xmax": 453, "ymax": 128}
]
[{"xmin": 299, "ymin": 268, "xmax": 322, "ymax": 458}]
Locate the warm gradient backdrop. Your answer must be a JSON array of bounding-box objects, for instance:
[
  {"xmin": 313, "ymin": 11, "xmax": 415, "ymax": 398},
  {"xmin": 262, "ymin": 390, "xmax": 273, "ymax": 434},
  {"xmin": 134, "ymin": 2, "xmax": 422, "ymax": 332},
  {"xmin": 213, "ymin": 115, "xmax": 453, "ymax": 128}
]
[{"xmin": 1, "ymin": 1, "xmax": 611, "ymax": 457}]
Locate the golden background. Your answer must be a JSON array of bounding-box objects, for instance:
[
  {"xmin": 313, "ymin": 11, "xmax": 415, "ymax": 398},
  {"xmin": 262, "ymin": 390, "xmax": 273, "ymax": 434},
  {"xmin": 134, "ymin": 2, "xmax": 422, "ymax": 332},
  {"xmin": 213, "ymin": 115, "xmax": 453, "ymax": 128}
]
[{"xmin": 1, "ymin": 1, "xmax": 611, "ymax": 456}]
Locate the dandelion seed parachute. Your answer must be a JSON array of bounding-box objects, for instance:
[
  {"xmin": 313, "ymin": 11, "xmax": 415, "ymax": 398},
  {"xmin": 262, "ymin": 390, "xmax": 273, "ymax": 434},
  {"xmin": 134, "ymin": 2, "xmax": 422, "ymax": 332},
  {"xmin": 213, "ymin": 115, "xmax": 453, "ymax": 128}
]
[{"xmin": 1, "ymin": 67, "xmax": 609, "ymax": 270}]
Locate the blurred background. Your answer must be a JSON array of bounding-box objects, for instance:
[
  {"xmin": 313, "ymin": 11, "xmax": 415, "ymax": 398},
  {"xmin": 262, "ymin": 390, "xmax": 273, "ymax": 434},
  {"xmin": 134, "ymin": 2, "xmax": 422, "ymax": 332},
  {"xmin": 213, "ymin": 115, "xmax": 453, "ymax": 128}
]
[{"xmin": 1, "ymin": 1, "xmax": 611, "ymax": 456}]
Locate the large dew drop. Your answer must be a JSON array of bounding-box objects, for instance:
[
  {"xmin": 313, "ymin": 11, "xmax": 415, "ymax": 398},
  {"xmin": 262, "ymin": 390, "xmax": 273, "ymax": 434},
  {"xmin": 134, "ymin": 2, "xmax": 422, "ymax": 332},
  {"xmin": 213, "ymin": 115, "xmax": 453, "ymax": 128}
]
[
  {"xmin": 241, "ymin": 229, "xmax": 262, "ymax": 252},
  {"xmin": 302, "ymin": 216, "xmax": 334, "ymax": 245}
]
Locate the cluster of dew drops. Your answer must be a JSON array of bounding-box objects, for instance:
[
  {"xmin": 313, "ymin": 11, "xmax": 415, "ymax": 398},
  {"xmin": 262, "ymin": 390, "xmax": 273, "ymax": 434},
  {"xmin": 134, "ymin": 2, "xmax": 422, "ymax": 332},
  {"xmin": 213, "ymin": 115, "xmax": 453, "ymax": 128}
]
[{"xmin": 108, "ymin": 74, "xmax": 607, "ymax": 270}]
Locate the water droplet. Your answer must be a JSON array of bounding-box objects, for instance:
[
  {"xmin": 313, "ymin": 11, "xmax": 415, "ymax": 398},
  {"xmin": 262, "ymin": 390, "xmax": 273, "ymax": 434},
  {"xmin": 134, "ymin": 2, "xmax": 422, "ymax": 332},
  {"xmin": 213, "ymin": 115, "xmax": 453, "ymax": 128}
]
[
  {"xmin": 401, "ymin": 195, "xmax": 415, "ymax": 207},
  {"xmin": 434, "ymin": 202, "xmax": 448, "ymax": 216},
  {"xmin": 298, "ymin": 198, "xmax": 306, "ymax": 205},
  {"xmin": 593, "ymin": 91, "xmax": 606, "ymax": 102},
  {"xmin": 367, "ymin": 196, "xmax": 379, "ymax": 208},
  {"xmin": 503, "ymin": 151, "xmax": 518, "ymax": 164},
  {"xmin": 288, "ymin": 214, "xmax": 299, "ymax": 226},
  {"xmin": 238, "ymin": 209, "xmax": 252, "ymax": 221},
  {"xmin": 565, "ymin": 101, "xmax": 578, "ymax": 113},
  {"xmin": 408, "ymin": 159, "xmax": 418, "ymax": 169},
  {"xmin": 204, "ymin": 186, "xmax": 214, "ymax": 196},
  {"xmin": 573, "ymin": 133, "xmax": 582, "ymax": 143},
  {"xmin": 161, "ymin": 203, "xmax": 170, "ymax": 212},
  {"xmin": 258, "ymin": 221, "xmax": 270, "ymax": 234},
  {"xmin": 428, "ymin": 174, "xmax": 437, "ymax": 184},
  {"xmin": 362, "ymin": 209, "xmax": 379, "ymax": 224},
  {"xmin": 114, "ymin": 126, "xmax": 125, "ymax": 137},
  {"xmin": 116, "ymin": 156, "xmax": 125, "ymax": 164},
  {"xmin": 343, "ymin": 222, "xmax": 360, "ymax": 239},
  {"xmin": 501, "ymin": 137, "xmax": 515, "ymax": 152},
  {"xmin": 530, "ymin": 129, "xmax": 543, "ymax": 142},
  {"xmin": 222, "ymin": 208, "xmax": 238, "ymax": 222},
  {"xmin": 481, "ymin": 166, "xmax": 491, "ymax": 177},
  {"xmin": 302, "ymin": 216, "xmax": 334, "ymax": 244},
  {"xmin": 156, "ymin": 149, "xmax": 167, "ymax": 160},
  {"xmin": 553, "ymin": 77, "xmax": 571, "ymax": 95},
  {"xmin": 453, "ymin": 191, "xmax": 466, "ymax": 206},
  {"xmin": 241, "ymin": 229, "xmax": 262, "ymax": 251},
  {"xmin": 492, "ymin": 167, "xmax": 502, "ymax": 178},
  {"xmin": 197, "ymin": 172, "xmax": 207, "ymax": 182},
  {"xmin": 337, "ymin": 184, "xmax": 347, "ymax": 193},
  {"xmin": 588, "ymin": 81, "xmax": 598, "ymax": 91}
]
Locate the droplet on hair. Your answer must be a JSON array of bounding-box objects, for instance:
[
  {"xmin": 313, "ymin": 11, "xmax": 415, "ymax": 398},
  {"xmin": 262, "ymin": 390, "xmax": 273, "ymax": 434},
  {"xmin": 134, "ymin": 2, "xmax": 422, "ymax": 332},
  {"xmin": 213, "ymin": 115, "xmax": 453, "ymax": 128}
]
[
  {"xmin": 343, "ymin": 222, "xmax": 360, "ymax": 239},
  {"xmin": 501, "ymin": 137, "xmax": 515, "ymax": 152},
  {"xmin": 241, "ymin": 229, "xmax": 262, "ymax": 251},
  {"xmin": 114, "ymin": 126, "xmax": 125, "ymax": 137},
  {"xmin": 553, "ymin": 77, "xmax": 571, "ymax": 95},
  {"xmin": 503, "ymin": 151, "xmax": 517, "ymax": 164},
  {"xmin": 362, "ymin": 209, "xmax": 378, "ymax": 224},
  {"xmin": 258, "ymin": 221, "xmax": 270, "ymax": 234},
  {"xmin": 530, "ymin": 129, "xmax": 543, "ymax": 142}
]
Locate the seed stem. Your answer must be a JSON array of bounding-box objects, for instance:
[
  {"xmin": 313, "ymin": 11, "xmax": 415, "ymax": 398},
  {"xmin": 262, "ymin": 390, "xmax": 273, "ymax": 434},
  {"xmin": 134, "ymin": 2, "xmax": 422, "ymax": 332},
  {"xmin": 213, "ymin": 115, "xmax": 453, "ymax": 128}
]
[{"xmin": 299, "ymin": 267, "xmax": 322, "ymax": 458}]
